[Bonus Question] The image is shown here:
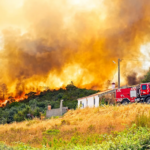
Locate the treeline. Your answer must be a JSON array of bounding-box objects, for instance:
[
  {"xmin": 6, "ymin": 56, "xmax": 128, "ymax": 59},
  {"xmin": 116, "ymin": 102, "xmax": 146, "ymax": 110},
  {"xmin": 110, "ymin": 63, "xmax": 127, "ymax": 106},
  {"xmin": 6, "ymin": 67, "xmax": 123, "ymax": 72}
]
[{"xmin": 0, "ymin": 83, "xmax": 98, "ymax": 124}]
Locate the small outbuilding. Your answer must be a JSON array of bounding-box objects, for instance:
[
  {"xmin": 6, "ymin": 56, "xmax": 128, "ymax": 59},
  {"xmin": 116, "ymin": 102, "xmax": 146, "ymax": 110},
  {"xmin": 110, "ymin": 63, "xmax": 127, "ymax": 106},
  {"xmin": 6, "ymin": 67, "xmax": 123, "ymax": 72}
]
[{"xmin": 46, "ymin": 100, "xmax": 68, "ymax": 118}]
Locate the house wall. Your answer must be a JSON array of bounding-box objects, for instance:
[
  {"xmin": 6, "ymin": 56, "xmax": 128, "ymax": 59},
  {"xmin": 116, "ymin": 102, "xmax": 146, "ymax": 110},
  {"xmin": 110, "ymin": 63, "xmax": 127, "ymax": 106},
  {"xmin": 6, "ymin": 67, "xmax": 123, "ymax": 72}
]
[
  {"xmin": 78, "ymin": 90, "xmax": 117, "ymax": 109},
  {"xmin": 46, "ymin": 107, "xmax": 68, "ymax": 118},
  {"xmin": 78, "ymin": 95, "xmax": 100, "ymax": 108},
  {"xmin": 78, "ymin": 98, "xmax": 86, "ymax": 108},
  {"xmin": 95, "ymin": 95, "xmax": 99, "ymax": 107},
  {"xmin": 46, "ymin": 100, "xmax": 68, "ymax": 118},
  {"xmin": 62, "ymin": 107, "xmax": 68, "ymax": 114},
  {"xmin": 46, "ymin": 108, "xmax": 61, "ymax": 118},
  {"xmin": 87, "ymin": 96, "xmax": 94, "ymax": 107}
]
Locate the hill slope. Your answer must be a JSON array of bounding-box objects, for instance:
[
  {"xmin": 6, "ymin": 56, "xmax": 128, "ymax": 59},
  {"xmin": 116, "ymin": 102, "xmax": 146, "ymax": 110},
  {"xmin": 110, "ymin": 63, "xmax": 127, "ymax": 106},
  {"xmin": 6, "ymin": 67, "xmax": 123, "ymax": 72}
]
[
  {"xmin": 0, "ymin": 84, "xmax": 98, "ymax": 124},
  {"xmin": 1, "ymin": 104, "xmax": 150, "ymax": 149}
]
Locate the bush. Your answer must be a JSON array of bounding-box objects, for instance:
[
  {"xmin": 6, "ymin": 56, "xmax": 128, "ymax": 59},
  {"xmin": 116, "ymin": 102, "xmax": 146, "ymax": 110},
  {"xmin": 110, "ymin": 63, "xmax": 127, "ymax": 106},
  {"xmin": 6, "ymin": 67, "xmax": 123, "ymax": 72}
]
[
  {"xmin": 43, "ymin": 129, "xmax": 60, "ymax": 135},
  {"xmin": 33, "ymin": 108, "xmax": 41, "ymax": 117},
  {"xmin": 142, "ymin": 70, "xmax": 150, "ymax": 83},
  {"xmin": 135, "ymin": 112, "xmax": 150, "ymax": 127},
  {"xmin": 37, "ymin": 102, "xmax": 46, "ymax": 108},
  {"xmin": 57, "ymin": 93, "xmax": 64, "ymax": 99},
  {"xmin": 0, "ymin": 142, "xmax": 13, "ymax": 150}
]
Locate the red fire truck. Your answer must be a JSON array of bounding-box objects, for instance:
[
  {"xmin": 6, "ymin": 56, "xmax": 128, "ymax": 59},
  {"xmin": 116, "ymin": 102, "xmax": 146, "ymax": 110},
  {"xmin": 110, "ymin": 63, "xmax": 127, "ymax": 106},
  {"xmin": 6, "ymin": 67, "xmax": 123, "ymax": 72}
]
[{"xmin": 116, "ymin": 83, "xmax": 150, "ymax": 104}]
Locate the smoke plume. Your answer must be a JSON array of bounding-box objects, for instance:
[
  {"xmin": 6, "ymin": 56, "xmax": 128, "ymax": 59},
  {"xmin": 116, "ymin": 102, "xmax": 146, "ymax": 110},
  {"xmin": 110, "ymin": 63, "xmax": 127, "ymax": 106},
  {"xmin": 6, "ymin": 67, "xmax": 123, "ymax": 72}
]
[
  {"xmin": 0, "ymin": 0, "xmax": 150, "ymax": 98},
  {"xmin": 126, "ymin": 72, "xmax": 141, "ymax": 86}
]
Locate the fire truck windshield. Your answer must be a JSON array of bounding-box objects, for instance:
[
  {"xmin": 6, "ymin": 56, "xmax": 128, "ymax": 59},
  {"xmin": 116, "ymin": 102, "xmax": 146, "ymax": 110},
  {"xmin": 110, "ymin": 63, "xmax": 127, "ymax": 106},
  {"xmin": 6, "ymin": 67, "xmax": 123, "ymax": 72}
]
[{"xmin": 142, "ymin": 85, "xmax": 147, "ymax": 90}]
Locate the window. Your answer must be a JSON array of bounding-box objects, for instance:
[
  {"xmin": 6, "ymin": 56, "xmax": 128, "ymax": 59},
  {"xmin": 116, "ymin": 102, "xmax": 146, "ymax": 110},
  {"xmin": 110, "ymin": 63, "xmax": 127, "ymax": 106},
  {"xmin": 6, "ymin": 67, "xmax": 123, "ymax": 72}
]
[
  {"xmin": 82, "ymin": 103, "xmax": 84, "ymax": 108},
  {"xmin": 130, "ymin": 90, "xmax": 136, "ymax": 97},
  {"xmin": 142, "ymin": 85, "xmax": 147, "ymax": 90},
  {"xmin": 94, "ymin": 98, "xmax": 95, "ymax": 106},
  {"xmin": 80, "ymin": 101, "xmax": 82, "ymax": 107}
]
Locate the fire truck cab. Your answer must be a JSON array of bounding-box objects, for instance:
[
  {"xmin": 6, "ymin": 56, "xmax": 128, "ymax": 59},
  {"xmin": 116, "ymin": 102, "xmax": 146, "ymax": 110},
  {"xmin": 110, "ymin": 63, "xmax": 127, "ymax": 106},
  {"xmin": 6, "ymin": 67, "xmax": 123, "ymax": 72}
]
[{"xmin": 116, "ymin": 83, "xmax": 150, "ymax": 104}]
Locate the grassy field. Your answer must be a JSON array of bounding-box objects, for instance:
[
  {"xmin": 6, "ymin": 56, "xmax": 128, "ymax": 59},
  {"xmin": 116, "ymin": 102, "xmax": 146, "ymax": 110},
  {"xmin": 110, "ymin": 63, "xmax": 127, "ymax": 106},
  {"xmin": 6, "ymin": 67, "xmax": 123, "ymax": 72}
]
[
  {"xmin": 1, "ymin": 125, "xmax": 150, "ymax": 149},
  {"xmin": 1, "ymin": 104, "xmax": 150, "ymax": 149}
]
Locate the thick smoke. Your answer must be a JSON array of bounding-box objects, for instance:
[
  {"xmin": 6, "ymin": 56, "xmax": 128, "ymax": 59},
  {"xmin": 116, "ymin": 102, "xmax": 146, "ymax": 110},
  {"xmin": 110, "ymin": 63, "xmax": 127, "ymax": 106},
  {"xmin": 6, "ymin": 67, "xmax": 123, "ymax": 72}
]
[
  {"xmin": 0, "ymin": 0, "xmax": 150, "ymax": 97},
  {"xmin": 126, "ymin": 72, "xmax": 141, "ymax": 86}
]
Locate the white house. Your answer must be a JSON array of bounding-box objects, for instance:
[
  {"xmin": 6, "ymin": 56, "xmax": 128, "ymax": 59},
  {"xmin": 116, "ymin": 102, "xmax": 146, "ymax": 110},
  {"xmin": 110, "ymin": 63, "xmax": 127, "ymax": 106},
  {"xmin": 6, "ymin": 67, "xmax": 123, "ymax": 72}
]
[
  {"xmin": 77, "ymin": 92, "xmax": 101, "ymax": 108},
  {"xmin": 77, "ymin": 89, "xmax": 116, "ymax": 108}
]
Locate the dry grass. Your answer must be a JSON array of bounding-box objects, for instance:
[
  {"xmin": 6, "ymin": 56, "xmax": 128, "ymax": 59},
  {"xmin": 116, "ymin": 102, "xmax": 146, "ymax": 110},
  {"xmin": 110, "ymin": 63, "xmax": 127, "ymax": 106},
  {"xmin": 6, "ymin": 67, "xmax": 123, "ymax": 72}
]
[{"xmin": 0, "ymin": 103, "xmax": 150, "ymax": 147}]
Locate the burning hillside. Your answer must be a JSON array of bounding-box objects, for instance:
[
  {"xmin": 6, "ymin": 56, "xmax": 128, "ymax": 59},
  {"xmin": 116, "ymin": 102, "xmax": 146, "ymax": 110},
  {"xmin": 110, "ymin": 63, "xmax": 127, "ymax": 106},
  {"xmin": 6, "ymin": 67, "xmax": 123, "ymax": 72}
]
[{"xmin": 0, "ymin": 0, "xmax": 150, "ymax": 103}]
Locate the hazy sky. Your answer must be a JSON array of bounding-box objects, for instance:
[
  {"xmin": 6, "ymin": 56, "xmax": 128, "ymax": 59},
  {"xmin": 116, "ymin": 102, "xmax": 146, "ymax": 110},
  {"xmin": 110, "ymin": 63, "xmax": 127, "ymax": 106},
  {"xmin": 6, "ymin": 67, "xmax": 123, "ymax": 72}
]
[{"xmin": 0, "ymin": 0, "xmax": 150, "ymax": 95}]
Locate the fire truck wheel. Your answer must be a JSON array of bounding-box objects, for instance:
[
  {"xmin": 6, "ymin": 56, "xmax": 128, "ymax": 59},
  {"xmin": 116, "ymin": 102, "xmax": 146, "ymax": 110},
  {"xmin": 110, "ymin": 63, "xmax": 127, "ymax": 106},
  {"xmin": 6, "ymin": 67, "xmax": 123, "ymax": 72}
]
[
  {"xmin": 146, "ymin": 97, "xmax": 150, "ymax": 104},
  {"xmin": 121, "ymin": 99, "xmax": 129, "ymax": 105}
]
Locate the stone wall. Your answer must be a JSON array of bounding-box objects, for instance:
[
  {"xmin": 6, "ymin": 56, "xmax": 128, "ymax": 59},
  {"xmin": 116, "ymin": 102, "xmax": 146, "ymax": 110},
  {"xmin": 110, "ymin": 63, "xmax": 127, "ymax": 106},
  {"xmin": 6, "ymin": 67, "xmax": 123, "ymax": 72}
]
[{"xmin": 46, "ymin": 100, "xmax": 68, "ymax": 118}]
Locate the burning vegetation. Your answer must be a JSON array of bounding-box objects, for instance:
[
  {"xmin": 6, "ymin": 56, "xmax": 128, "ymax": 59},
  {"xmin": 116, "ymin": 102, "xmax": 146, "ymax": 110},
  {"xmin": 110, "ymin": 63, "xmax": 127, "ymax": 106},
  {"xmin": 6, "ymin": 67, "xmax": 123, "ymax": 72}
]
[{"xmin": 0, "ymin": 0, "xmax": 150, "ymax": 104}]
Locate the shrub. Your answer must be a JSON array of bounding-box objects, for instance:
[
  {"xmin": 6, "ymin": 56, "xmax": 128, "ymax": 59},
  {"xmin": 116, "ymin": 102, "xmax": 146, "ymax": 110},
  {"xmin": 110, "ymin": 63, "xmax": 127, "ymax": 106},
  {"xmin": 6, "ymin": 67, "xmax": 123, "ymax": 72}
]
[
  {"xmin": 135, "ymin": 112, "xmax": 150, "ymax": 127},
  {"xmin": 43, "ymin": 129, "xmax": 60, "ymax": 135},
  {"xmin": 0, "ymin": 142, "xmax": 13, "ymax": 150},
  {"xmin": 88, "ymin": 125, "xmax": 95, "ymax": 132},
  {"xmin": 57, "ymin": 93, "xmax": 64, "ymax": 99},
  {"xmin": 142, "ymin": 70, "xmax": 150, "ymax": 83},
  {"xmin": 61, "ymin": 119, "xmax": 70, "ymax": 125}
]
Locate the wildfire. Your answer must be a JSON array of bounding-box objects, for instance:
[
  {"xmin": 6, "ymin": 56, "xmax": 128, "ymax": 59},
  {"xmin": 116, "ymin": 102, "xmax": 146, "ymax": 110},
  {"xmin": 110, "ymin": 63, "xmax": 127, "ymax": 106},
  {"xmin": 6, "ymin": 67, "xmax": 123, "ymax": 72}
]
[
  {"xmin": 0, "ymin": 92, "xmax": 28, "ymax": 107},
  {"xmin": 0, "ymin": 0, "xmax": 150, "ymax": 106}
]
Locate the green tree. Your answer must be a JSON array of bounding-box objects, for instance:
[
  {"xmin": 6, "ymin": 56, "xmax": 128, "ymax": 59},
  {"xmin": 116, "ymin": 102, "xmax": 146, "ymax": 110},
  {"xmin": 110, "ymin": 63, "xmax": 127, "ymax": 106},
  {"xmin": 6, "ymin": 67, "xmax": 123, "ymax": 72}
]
[
  {"xmin": 33, "ymin": 107, "xmax": 41, "ymax": 117},
  {"xmin": 142, "ymin": 70, "xmax": 150, "ymax": 83},
  {"xmin": 65, "ymin": 81, "xmax": 77, "ymax": 91},
  {"xmin": 14, "ymin": 106, "xmax": 31, "ymax": 122},
  {"xmin": 14, "ymin": 110, "xmax": 25, "ymax": 122}
]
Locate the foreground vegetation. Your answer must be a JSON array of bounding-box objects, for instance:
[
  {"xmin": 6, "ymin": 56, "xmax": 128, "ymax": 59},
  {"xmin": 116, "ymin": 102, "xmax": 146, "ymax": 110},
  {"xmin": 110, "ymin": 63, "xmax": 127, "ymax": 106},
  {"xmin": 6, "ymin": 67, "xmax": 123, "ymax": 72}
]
[
  {"xmin": 1, "ymin": 104, "xmax": 150, "ymax": 149},
  {"xmin": 0, "ymin": 83, "xmax": 98, "ymax": 124},
  {"xmin": 1, "ymin": 124, "xmax": 150, "ymax": 149}
]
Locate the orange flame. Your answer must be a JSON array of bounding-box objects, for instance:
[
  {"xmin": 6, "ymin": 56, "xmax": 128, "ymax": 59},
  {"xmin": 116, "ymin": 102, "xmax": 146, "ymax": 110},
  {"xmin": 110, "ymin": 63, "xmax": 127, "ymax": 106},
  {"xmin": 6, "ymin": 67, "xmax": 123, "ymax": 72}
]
[
  {"xmin": 0, "ymin": 0, "xmax": 150, "ymax": 106},
  {"xmin": 0, "ymin": 92, "xmax": 29, "ymax": 107}
]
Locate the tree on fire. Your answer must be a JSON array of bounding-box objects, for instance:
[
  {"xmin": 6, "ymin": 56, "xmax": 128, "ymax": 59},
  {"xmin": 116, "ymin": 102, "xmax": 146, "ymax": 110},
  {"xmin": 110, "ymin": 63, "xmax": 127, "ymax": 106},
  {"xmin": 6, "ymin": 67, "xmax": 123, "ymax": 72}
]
[
  {"xmin": 7, "ymin": 96, "xmax": 16, "ymax": 104},
  {"xmin": 0, "ymin": 84, "xmax": 8, "ymax": 100},
  {"xmin": 15, "ymin": 82, "xmax": 25, "ymax": 97},
  {"xmin": 25, "ymin": 92, "xmax": 36, "ymax": 99}
]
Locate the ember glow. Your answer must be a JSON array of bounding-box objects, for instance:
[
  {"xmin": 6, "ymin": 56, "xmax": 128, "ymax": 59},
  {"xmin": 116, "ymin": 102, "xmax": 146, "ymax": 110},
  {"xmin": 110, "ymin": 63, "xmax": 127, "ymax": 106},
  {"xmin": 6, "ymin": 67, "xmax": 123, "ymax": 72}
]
[
  {"xmin": 0, "ymin": 92, "xmax": 27, "ymax": 107},
  {"xmin": 0, "ymin": 0, "xmax": 150, "ymax": 104}
]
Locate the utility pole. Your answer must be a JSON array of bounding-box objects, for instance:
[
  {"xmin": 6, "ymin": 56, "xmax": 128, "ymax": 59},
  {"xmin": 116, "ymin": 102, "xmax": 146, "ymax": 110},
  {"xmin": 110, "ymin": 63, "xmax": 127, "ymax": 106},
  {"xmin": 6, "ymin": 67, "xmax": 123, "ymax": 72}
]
[{"xmin": 118, "ymin": 59, "xmax": 120, "ymax": 88}]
